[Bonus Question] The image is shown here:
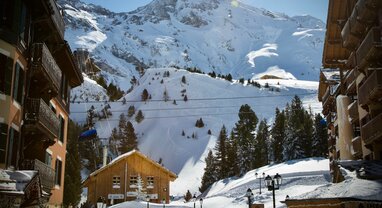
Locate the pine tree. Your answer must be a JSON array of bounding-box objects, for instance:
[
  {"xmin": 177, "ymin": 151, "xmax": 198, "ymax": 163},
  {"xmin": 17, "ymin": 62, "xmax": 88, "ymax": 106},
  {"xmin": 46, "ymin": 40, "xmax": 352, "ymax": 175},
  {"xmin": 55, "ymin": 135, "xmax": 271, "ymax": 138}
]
[
  {"xmin": 199, "ymin": 150, "xmax": 218, "ymax": 193},
  {"xmin": 226, "ymin": 130, "xmax": 239, "ymax": 177},
  {"xmin": 135, "ymin": 110, "xmax": 144, "ymax": 123},
  {"xmin": 142, "ymin": 89, "xmax": 149, "ymax": 101},
  {"xmin": 184, "ymin": 95, "xmax": 188, "ymax": 102},
  {"xmin": 235, "ymin": 104, "xmax": 258, "ymax": 175},
  {"xmin": 63, "ymin": 120, "xmax": 82, "ymax": 207},
  {"xmin": 127, "ymin": 105, "xmax": 135, "ymax": 117},
  {"xmin": 254, "ymin": 119, "xmax": 270, "ymax": 168},
  {"xmin": 214, "ymin": 125, "xmax": 228, "ymax": 179},
  {"xmin": 271, "ymin": 108, "xmax": 286, "ymax": 163},
  {"xmin": 184, "ymin": 190, "xmax": 193, "ymax": 202},
  {"xmin": 312, "ymin": 114, "xmax": 328, "ymax": 157},
  {"xmin": 301, "ymin": 110, "xmax": 314, "ymax": 157},
  {"xmin": 182, "ymin": 130, "xmax": 185, "ymax": 136},
  {"xmin": 135, "ymin": 174, "xmax": 147, "ymax": 201},
  {"xmin": 119, "ymin": 121, "xmax": 138, "ymax": 153},
  {"xmin": 163, "ymin": 88, "xmax": 170, "ymax": 102},
  {"xmin": 109, "ymin": 127, "xmax": 120, "ymax": 156},
  {"xmin": 181, "ymin": 75, "xmax": 187, "ymax": 84}
]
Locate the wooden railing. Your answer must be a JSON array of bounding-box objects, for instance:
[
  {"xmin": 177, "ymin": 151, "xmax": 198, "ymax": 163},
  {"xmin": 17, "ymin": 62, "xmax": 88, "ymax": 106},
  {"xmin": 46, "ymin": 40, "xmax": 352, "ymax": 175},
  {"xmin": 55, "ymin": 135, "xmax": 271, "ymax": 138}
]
[
  {"xmin": 24, "ymin": 98, "xmax": 60, "ymax": 139},
  {"xmin": 47, "ymin": 0, "xmax": 65, "ymax": 39},
  {"xmin": 322, "ymin": 87, "xmax": 334, "ymax": 115},
  {"xmin": 348, "ymin": 100, "xmax": 359, "ymax": 123},
  {"xmin": 31, "ymin": 43, "xmax": 62, "ymax": 94},
  {"xmin": 358, "ymin": 70, "xmax": 382, "ymax": 107},
  {"xmin": 22, "ymin": 159, "xmax": 55, "ymax": 191},
  {"xmin": 361, "ymin": 113, "xmax": 382, "ymax": 145},
  {"xmin": 356, "ymin": 27, "xmax": 382, "ymax": 70},
  {"xmin": 345, "ymin": 69, "xmax": 358, "ymax": 94},
  {"xmin": 351, "ymin": 136, "xmax": 362, "ymax": 158}
]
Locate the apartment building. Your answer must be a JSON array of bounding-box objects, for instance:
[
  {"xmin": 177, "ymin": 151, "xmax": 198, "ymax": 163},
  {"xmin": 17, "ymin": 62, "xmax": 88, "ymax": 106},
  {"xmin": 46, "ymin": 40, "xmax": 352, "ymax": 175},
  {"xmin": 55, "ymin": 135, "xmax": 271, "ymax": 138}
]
[{"xmin": 0, "ymin": 0, "xmax": 83, "ymax": 206}]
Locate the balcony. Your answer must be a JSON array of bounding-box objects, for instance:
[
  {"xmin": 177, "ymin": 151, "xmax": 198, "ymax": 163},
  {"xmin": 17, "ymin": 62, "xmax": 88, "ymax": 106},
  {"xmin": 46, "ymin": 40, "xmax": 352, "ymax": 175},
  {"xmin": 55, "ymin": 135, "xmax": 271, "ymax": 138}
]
[
  {"xmin": 31, "ymin": 43, "xmax": 62, "ymax": 98},
  {"xmin": 358, "ymin": 70, "xmax": 382, "ymax": 107},
  {"xmin": 328, "ymin": 135, "xmax": 336, "ymax": 150},
  {"xmin": 322, "ymin": 87, "xmax": 335, "ymax": 115},
  {"xmin": 346, "ymin": 52, "xmax": 357, "ymax": 70},
  {"xmin": 356, "ymin": 27, "xmax": 382, "ymax": 71},
  {"xmin": 351, "ymin": 136, "xmax": 362, "ymax": 159},
  {"xmin": 348, "ymin": 100, "xmax": 359, "ymax": 123},
  {"xmin": 24, "ymin": 98, "xmax": 60, "ymax": 140},
  {"xmin": 355, "ymin": 0, "xmax": 380, "ymax": 24},
  {"xmin": 341, "ymin": 18, "xmax": 361, "ymax": 50},
  {"xmin": 345, "ymin": 69, "xmax": 358, "ymax": 95},
  {"xmin": 22, "ymin": 159, "xmax": 55, "ymax": 192},
  {"xmin": 39, "ymin": 0, "xmax": 65, "ymax": 39},
  {"xmin": 361, "ymin": 113, "xmax": 382, "ymax": 145}
]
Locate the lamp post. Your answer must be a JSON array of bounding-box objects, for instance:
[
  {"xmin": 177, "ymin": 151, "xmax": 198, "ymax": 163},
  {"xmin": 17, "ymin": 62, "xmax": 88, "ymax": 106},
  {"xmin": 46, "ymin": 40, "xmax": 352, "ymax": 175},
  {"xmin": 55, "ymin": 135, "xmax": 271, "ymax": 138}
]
[
  {"xmin": 102, "ymin": 197, "xmax": 107, "ymax": 208},
  {"xmin": 255, "ymin": 172, "xmax": 265, "ymax": 194},
  {"xmin": 245, "ymin": 188, "xmax": 253, "ymax": 208},
  {"xmin": 162, "ymin": 198, "xmax": 166, "ymax": 208},
  {"xmin": 193, "ymin": 194, "xmax": 196, "ymax": 208},
  {"xmin": 199, "ymin": 198, "xmax": 203, "ymax": 208},
  {"xmin": 146, "ymin": 195, "xmax": 150, "ymax": 208},
  {"xmin": 265, "ymin": 173, "xmax": 282, "ymax": 208}
]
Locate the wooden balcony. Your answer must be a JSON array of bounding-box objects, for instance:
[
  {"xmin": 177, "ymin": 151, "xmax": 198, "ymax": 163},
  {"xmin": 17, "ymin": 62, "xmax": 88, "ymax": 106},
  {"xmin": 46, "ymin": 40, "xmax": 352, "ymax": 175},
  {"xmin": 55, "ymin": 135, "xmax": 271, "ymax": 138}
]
[
  {"xmin": 341, "ymin": 18, "xmax": 361, "ymax": 50},
  {"xmin": 30, "ymin": 43, "xmax": 62, "ymax": 99},
  {"xmin": 355, "ymin": 0, "xmax": 380, "ymax": 24},
  {"xmin": 322, "ymin": 87, "xmax": 335, "ymax": 115},
  {"xmin": 328, "ymin": 135, "xmax": 336, "ymax": 150},
  {"xmin": 358, "ymin": 70, "xmax": 382, "ymax": 107},
  {"xmin": 348, "ymin": 100, "xmax": 359, "ymax": 123},
  {"xmin": 22, "ymin": 159, "xmax": 55, "ymax": 192},
  {"xmin": 361, "ymin": 113, "xmax": 382, "ymax": 145},
  {"xmin": 351, "ymin": 136, "xmax": 362, "ymax": 159},
  {"xmin": 346, "ymin": 52, "xmax": 357, "ymax": 70},
  {"xmin": 24, "ymin": 98, "xmax": 60, "ymax": 141},
  {"xmin": 47, "ymin": 0, "xmax": 65, "ymax": 39},
  {"xmin": 345, "ymin": 69, "xmax": 358, "ymax": 95},
  {"xmin": 356, "ymin": 27, "xmax": 382, "ymax": 71}
]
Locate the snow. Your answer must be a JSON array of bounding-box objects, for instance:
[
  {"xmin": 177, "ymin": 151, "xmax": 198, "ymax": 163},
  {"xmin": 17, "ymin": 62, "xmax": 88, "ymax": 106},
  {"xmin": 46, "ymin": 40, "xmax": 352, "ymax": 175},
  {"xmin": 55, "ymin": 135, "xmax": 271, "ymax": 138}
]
[
  {"xmin": 253, "ymin": 65, "xmax": 296, "ymax": 80},
  {"xmin": 246, "ymin": 43, "xmax": 278, "ymax": 68}
]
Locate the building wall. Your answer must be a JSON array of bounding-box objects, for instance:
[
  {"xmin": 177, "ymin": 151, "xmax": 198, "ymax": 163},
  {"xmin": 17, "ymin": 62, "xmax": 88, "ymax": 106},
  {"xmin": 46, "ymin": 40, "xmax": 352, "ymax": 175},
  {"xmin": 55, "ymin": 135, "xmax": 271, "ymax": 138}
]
[
  {"xmin": 0, "ymin": 39, "xmax": 27, "ymax": 169},
  {"xmin": 47, "ymin": 99, "xmax": 68, "ymax": 207},
  {"xmin": 86, "ymin": 153, "xmax": 173, "ymax": 206}
]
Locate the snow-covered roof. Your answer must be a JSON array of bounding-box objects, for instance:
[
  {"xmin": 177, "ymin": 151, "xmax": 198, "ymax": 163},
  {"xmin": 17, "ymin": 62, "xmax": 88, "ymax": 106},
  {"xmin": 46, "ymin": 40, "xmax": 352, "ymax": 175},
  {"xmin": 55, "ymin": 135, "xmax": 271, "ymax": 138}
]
[
  {"xmin": 86, "ymin": 149, "xmax": 177, "ymax": 181},
  {"xmin": 0, "ymin": 170, "xmax": 38, "ymax": 195},
  {"xmin": 321, "ymin": 70, "xmax": 340, "ymax": 82}
]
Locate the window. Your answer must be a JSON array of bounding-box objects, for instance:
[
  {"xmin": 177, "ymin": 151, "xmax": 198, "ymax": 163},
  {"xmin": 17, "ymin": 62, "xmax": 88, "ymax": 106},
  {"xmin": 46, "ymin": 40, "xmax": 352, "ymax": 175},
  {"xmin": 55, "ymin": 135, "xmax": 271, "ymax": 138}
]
[
  {"xmin": 6, "ymin": 127, "xmax": 19, "ymax": 168},
  {"xmin": 147, "ymin": 176, "xmax": 154, "ymax": 189},
  {"xmin": 0, "ymin": 123, "xmax": 8, "ymax": 164},
  {"xmin": 49, "ymin": 102, "xmax": 56, "ymax": 114},
  {"xmin": 45, "ymin": 151, "xmax": 52, "ymax": 167},
  {"xmin": 0, "ymin": 0, "xmax": 15, "ymax": 31},
  {"xmin": 60, "ymin": 74, "xmax": 69, "ymax": 103},
  {"xmin": 12, "ymin": 62, "xmax": 24, "ymax": 104},
  {"xmin": 129, "ymin": 176, "xmax": 138, "ymax": 188},
  {"xmin": 0, "ymin": 53, "xmax": 13, "ymax": 95},
  {"xmin": 58, "ymin": 116, "xmax": 65, "ymax": 143},
  {"xmin": 55, "ymin": 159, "xmax": 62, "ymax": 186},
  {"xmin": 112, "ymin": 176, "xmax": 121, "ymax": 189}
]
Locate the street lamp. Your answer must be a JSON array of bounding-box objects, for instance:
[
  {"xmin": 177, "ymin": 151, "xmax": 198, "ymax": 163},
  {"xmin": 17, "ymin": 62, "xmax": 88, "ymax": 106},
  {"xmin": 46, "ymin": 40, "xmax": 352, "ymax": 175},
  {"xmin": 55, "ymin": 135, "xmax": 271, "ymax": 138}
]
[
  {"xmin": 97, "ymin": 196, "xmax": 103, "ymax": 208},
  {"xmin": 265, "ymin": 173, "xmax": 282, "ymax": 208},
  {"xmin": 255, "ymin": 172, "xmax": 265, "ymax": 194},
  {"xmin": 162, "ymin": 198, "xmax": 166, "ymax": 208},
  {"xmin": 102, "ymin": 197, "xmax": 107, "ymax": 208},
  {"xmin": 193, "ymin": 194, "xmax": 196, "ymax": 208},
  {"xmin": 245, "ymin": 188, "xmax": 253, "ymax": 208},
  {"xmin": 199, "ymin": 198, "xmax": 203, "ymax": 208},
  {"xmin": 146, "ymin": 195, "xmax": 150, "ymax": 208}
]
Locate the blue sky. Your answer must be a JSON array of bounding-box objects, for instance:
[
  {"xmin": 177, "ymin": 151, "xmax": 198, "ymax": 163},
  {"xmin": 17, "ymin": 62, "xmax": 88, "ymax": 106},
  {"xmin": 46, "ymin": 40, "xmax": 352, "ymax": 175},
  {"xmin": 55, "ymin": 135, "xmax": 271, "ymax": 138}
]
[{"xmin": 83, "ymin": 0, "xmax": 328, "ymax": 22}]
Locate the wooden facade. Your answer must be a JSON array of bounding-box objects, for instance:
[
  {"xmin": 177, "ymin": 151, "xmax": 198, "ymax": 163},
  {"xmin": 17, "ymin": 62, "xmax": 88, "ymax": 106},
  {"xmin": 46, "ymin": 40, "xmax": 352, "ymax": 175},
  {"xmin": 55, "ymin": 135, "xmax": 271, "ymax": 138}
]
[
  {"xmin": 83, "ymin": 150, "xmax": 177, "ymax": 206},
  {"xmin": 0, "ymin": 0, "xmax": 83, "ymax": 206},
  {"xmin": 319, "ymin": 0, "xmax": 382, "ymax": 182}
]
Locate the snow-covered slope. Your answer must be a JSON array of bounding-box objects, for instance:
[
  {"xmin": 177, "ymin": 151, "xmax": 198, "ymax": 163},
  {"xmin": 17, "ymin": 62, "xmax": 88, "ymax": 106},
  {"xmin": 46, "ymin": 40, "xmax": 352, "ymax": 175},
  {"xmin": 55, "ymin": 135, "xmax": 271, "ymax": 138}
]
[
  {"xmin": 59, "ymin": 0, "xmax": 324, "ymax": 92},
  {"xmin": 71, "ymin": 67, "xmax": 321, "ymax": 195}
]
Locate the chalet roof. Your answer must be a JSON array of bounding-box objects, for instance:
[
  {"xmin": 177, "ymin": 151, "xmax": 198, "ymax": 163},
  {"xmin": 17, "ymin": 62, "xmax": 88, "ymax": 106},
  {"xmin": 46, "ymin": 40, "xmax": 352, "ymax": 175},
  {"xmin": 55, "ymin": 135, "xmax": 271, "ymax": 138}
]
[
  {"xmin": 322, "ymin": 0, "xmax": 356, "ymax": 69},
  {"xmin": 87, "ymin": 149, "xmax": 177, "ymax": 181}
]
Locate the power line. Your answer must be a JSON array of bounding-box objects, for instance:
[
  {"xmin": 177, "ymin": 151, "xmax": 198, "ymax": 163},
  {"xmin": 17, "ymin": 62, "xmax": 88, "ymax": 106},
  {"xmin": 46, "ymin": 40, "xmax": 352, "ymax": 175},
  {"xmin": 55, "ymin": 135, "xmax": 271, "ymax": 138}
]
[{"xmin": 70, "ymin": 92, "xmax": 317, "ymax": 104}]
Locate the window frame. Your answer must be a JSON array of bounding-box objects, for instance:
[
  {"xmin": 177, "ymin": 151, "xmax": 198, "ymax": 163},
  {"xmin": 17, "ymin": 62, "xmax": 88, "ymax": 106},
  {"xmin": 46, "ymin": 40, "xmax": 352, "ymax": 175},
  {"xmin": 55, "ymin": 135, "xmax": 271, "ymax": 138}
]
[
  {"xmin": 129, "ymin": 175, "xmax": 138, "ymax": 188},
  {"xmin": 112, "ymin": 175, "xmax": 121, "ymax": 189},
  {"xmin": 55, "ymin": 158, "xmax": 62, "ymax": 186}
]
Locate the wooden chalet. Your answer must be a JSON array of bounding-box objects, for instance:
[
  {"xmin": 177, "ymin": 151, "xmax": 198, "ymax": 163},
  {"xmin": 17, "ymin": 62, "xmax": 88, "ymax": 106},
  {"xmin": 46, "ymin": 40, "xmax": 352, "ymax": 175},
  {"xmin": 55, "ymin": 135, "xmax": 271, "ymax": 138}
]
[
  {"xmin": 319, "ymin": 0, "xmax": 382, "ymax": 182},
  {"xmin": 0, "ymin": 0, "xmax": 83, "ymax": 206},
  {"xmin": 83, "ymin": 150, "xmax": 177, "ymax": 206}
]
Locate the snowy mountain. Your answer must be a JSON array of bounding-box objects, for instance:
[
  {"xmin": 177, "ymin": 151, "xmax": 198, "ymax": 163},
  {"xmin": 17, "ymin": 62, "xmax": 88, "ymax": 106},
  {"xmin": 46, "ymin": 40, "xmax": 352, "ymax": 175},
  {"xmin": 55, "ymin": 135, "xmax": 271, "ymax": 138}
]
[
  {"xmin": 59, "ymin": 0, "xmax": 324, "ymax": 92},
  {"xmin": 62, "ymin": 0, "xmax": 326, "ymax": 199}
]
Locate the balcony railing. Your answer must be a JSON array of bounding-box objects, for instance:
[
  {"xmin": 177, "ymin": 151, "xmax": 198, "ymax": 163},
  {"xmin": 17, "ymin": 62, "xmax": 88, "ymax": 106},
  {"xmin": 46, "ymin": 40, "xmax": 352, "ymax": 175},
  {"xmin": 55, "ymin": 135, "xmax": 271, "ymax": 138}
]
[
  {"xmin": 46, "ymin": 0, "xmax": 65, "ymax": 39},
  {"xmin": 24, "ymin": 98, "xmax": 60, "ymax": 139},
  {"xmin": 322, "ymin": 87, "xmax": 335, "ymax": 115},
  {"xmin": 355, "ymin": 0, "xmax": 380, "ymax": 24},
  {"xmin": 22, "ymin": 159, "xmax": 55, "ymax": 191},
  {"xmin": 361, "ymin": 113, "xmax": 382, "ymax": 145},
  {"xmin": 351, "ymin": 136, "xmax": 362, "ymax": 158},
  {"xmin": 358, "ymin": 70, "xmax": 382, "ymax": 107},
  {"xmin": 31, "ymin": 43, "xmax": 62, "ymax": 95},
  {"xmin": 341, "ymin": 18, "xmax": 361, "ymax": 50},
  {"xmin": 348, "ymin": 100, "xmax": 359, "ymax": 123},
  {"xmin": 346, "ymin": 52, "xmax": 357, "ymax": 70},
  {"xmin": 356, "ymin": 27, "xmax": 382, "ymax": 70},
  {"xmin": 345, "ymin": 69, "xmax": 358, "ymax": 94}
]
